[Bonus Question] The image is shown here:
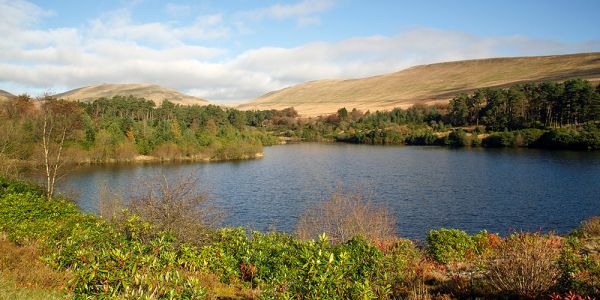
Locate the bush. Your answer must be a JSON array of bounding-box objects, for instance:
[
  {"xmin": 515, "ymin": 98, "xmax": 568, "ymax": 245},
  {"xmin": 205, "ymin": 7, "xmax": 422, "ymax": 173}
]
[
  {"xmin": 485, "ymin": 232, "xmax": 562, "ymax": 298},
  {"xmin": 557, "ymin": 235, "xmax": 600, "ymax": 297},
  {"xmin": 295, "ymin": 187, "xmax": 396, "ymax": 244},
  {"xmin": 405, "ymin": 131, "xmax": 438, "ymax": 145},
  {"xmin": 151, "ymin": 142, "xmax": 182, "ymax": 160},
  {"xmin": 579, "ymin": 216, "xmax": 600, "ymax": 238},
  {"xmin": 126, "ymin": 174, "xmax": 223, "ymax": 245},
  {"xmin": 482, "ymin": 132, "xmax": 515, "ymax": 147},
  {"xmin": 448, "ymin": 129, "xmax": 469, "ymax": 147},
  {"xmin": 515, "ymin": 128, "xmax": 545, "ymax": 146},
  {"xmin": 426, "ymin": 228, "xmax": 475, "ymax": 263}
]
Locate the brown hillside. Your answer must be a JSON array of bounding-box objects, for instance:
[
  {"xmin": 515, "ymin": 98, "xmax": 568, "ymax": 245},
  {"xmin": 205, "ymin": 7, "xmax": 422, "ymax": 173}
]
[
  {"xmin": 55, "ymin": 83, "xmax": 209, "ymax": 106},
  {"xmin": 239, "ymin": 52, "xmax": 600, "ymax": 116},
  {"xmin": 0, "ymin": 89, "xmax": 14, "ymax": 102}
]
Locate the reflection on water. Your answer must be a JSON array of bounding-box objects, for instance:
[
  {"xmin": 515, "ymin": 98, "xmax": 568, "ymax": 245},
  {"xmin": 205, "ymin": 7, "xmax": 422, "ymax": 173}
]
[{"xmin": 59, "ymin": 144, "xmax": 600, "ymax": 239}]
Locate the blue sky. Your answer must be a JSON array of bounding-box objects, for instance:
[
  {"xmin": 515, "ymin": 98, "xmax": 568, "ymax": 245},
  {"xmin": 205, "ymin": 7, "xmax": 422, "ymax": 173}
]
[{"xmin": 1, "ymin": 0, "xmax": 599, "ymax": 102}]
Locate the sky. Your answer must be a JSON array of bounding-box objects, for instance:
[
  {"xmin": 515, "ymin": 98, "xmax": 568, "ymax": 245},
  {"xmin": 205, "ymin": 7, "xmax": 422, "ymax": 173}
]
[{"xmin": 1, "ymin": 0, "xmax": 599, "ymax": 103}]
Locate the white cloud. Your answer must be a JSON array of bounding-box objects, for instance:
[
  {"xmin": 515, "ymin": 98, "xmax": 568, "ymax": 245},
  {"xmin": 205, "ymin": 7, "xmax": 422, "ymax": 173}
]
[
  {"xmin": 0, "ymin": 0, "xmax": 53, "ymax": 30},
  {"xmin": 87, "ymin": 10, "xmax": 229, "ymax": 45},
  {"xmin": 239, "ymin": 0, "xmax": 335, "ymax": 27},
  {"xmin": 1, "ymin": 1, "xmax": 599, "ymax": 103}
]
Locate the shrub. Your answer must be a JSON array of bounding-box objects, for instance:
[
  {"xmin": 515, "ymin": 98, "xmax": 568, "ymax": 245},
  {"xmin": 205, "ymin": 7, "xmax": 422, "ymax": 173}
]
[
  {"xmin": 405, "ymin": 131, "xmax": 438, "ymax": 145},
  {"xmin": 295, "ymin": 187, "xmax": 396, "ymax": 244},
  {"xmin": 533, "ymin": 128, "xmax": 580, "ymax": 149},
  {"xmin": 557, "ymin": 236, "xmax": 600, "ymax": 297},
  {"xmin": 485, "ymin": 232, "xmax": 563, "ymax": 298},
  {"xmin": 126, "ymin": 174, "xmax": 223, "ymax": 245},
  {"xmin": 151, "ymin": 142, "xmax": 182, "ymax": 160},
  {"xmin": 426, "ymin": 228, "xmax": 475, "ymax": 263},
  {"xmin": 515, "ymin": 128, "xmax": 544, "ymax": 146},
  {"xmin": 579, "ymin": 216, "xmax": 600, "ymax": 238},
  {"xmin": 448, "ymin": 129, "xmax": 469, "ymax": 147},
  {"xmin": 482, "ymin": 132, "xmax": 515, "ymax": 147},
  {"xmin": 114, "ymin": 142, "xmax": 138, "ymax": 161},
  {"xmin": 472, "ymin": 230, "xmax": 502, "ymax": 255}
]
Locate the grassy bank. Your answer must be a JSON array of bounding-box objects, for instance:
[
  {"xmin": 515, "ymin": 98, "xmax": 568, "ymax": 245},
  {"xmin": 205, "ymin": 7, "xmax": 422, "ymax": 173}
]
[{"xmin": 0, "ymin": 177, "xmax": 598, "ymax": 299}]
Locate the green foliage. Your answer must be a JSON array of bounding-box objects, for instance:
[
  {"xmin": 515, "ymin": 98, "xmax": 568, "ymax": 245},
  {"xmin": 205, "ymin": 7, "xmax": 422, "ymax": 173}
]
[
  {"xmin": 2, "ymin": 95, "xmax": 277, "ymax": 164},
  {"xmin": 448, "ymin": 129, "xmax": 469, "ymax": 147},
  {"xmin": 557, "ymin": 235, "xmax": 600, "ymax": 296},
  {"xmin": 0, "ymin": 178, "xmax": 597, "ymax": 298},
  {"xmin": 534, "ymin": 126, "xmax": 600, "ymax": 150},
  {"xmin": 426, "ymin": 228, "xmax": 476, "ymax": 263}
]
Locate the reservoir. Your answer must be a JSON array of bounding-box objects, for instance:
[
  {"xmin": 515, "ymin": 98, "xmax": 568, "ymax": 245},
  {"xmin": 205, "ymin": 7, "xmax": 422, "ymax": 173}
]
[{"xmin": 59, "ymin": 143, "xmax": 600, "ymax": 239}]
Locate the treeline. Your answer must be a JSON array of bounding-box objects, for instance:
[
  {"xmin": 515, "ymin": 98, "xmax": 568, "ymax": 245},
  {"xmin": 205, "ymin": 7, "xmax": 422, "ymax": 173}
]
[
  {"xmin": 266, "ymin": 79, "xmax": 600, "ymax": 150},
  {"xmin": 0, "ymin": 95, "xmax": 282, "ymax": 166},
  {"xmin": 447, "ymin": 79, "xmax": 600, "ymax": 130}
]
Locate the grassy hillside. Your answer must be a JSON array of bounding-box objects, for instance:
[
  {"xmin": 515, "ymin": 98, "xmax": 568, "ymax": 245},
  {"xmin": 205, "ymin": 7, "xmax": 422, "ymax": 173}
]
[
  {"xmin": 239, "ymin": 52, "xmax": 600, "ymax": 116},
  {"xmin": 0, "ymin": 90, "xmax": 14, "ymax": 102},
  {"xmin": 54, "ymin": 83, "xmax": 209, "ymax": 106}
]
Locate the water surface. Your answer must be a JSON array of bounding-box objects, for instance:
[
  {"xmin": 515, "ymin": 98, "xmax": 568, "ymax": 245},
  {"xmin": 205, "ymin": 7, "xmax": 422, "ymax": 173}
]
[{"xmin": 60, "ymin": 144, "xmax": 600, "ymax": 239}]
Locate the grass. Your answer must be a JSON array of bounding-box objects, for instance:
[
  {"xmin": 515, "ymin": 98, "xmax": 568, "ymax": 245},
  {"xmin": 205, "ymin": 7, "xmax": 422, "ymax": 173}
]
[
  {"xmin": 239, "ymin": 52, "xmax": 600, "ymax": 116},
  {"xmin": 0, "ymin": 278, "xmax": 67, "ymax": 300},
  {"xmin": 0, "ymin": 235, "xmax": 70, "ymax": 300}
]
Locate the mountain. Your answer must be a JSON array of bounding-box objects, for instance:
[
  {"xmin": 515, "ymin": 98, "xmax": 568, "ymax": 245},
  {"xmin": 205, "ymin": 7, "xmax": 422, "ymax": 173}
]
[
  {"xmin": 0, "ymin": 89, "xmax": 14, "ymax": 102},
  {"xmin": 239, "ymin": 52, "xmax": 600, "ymax": 116},
  {"xmin": 54, "ymin": 83, "xmax": 209, "ymax": 105}
]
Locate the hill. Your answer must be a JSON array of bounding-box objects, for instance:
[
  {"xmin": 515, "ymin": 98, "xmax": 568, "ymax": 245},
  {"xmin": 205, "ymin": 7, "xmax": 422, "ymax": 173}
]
[
  {"xmin": 239, "ymin": 52, "xmax": 600, "ymax": 116},
  {"xmin": 0, "ymin": 89, "xmax": 14, "ymax": 102},
  {"xmin": 54, "ymin": 83, "xmax": 209, "ymax": 106}
]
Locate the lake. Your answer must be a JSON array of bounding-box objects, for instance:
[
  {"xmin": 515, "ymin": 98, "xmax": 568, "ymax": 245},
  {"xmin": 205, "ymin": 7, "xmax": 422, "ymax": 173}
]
[{"xmin": 59, "ymin": 143, "xmax": 600, "ymax": 240}]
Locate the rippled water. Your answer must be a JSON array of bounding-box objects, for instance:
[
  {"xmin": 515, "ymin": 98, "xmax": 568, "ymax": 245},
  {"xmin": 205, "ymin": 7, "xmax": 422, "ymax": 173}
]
[{"xmin": 59, "ymin": 144, "xmax": 600, "ymax": 239}]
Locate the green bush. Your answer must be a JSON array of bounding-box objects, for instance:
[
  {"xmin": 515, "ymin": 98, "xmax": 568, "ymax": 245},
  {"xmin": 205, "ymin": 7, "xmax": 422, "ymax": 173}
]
[
  {"xmin": 426, "ymin": 228, "xmax": 475, "ymax": 263},
  {"xmin": 533, "ymin": 128, "xmax": 580, "ymax": 149},
  {"xmin": 448, "ymin": 129, "xmax": 469, "ymax": 147},
  {"xmin": 482, "ymin": 132, "xmax": 515, "ymax": 147}
]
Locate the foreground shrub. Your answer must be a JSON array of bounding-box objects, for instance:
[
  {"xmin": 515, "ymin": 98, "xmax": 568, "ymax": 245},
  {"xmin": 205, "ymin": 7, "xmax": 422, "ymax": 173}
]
[
  {"xmin": 558, "ymin": 235, "xmax": 600, "ymax": 296},
  {"xmin": 426, "ymin": 228, "xmax": 475, "ymax": 263},
  {"xmin": 485, "ymin": 232, "xmax": 562, "ymax": 298},
  {"xmin": 127, "ymin": 174, "xmax": 223, "ymax": 245},
  {"xmin": 579, "ymin": 216, "xmax": 600, "ymax": 238},
  {"xmin": 295, "ymin": 187, "xmax": 397, "ymax": 244}
]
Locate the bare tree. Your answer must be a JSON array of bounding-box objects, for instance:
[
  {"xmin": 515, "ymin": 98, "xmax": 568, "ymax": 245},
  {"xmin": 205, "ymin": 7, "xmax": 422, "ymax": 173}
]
[
  {"xmin": 35, "ymin": 97, "xmax": 84, "ymax": 200},
  {"xmin": 295, "ymin": 186, "xmax": 397, "ymax": 244},
  {"xmin": 40, "ymin": 113, "xmax": 66, "ymax": 200},
  {"xmin": 125, "ymin": 173, "xmax": 223, "ymax": 244}
]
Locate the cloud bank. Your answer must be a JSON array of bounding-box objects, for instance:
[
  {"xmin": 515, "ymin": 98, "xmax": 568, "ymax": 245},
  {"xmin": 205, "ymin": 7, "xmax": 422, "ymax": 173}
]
[{"xmin": 1, "ymin": 0, "xmax": 599, "ymax": 102}]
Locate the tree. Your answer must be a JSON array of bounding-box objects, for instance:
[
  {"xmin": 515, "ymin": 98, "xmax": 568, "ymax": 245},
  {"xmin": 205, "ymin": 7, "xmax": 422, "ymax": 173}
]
[
  {"xmin": 337, "ymin": 107, "xmax": 349, "ymax": 122},
  {"xmin": 36, "ymin": 97, "xmax": 84, "ymax": 200},
  {"xmin": 448, "ymin": 94, "xmax": 470, "ymax": 126}
]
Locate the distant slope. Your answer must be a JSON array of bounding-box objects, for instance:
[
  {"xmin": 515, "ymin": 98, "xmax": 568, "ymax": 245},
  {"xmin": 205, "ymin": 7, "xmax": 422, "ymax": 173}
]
[
  {"xmin": 0, "ymin": 89, "xmax": 14, "ymax": 102},
  {"xmin": 239, "ymin": 52, "xmax": 600, "ymax": 116},
  {"xmin": 55, "ymin": 84, "xmax": 209, "ymax": 106}
]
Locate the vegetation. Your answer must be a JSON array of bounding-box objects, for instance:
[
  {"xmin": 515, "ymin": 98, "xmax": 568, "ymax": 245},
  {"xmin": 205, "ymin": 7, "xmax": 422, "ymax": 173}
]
[
  {"xmin": 262, "ymin": 79, "xmax": 600, "ymax": 150},
  {"xmin": 0, "ymin": 177, "xmax": 598, "ymax": 299},
  {"xmin": 295, "ymin": 187, "xmax": 396, "ymax": 244},
  {"xmin": 0, "ymin": 95, "xmax": 277, "ymax": 169},
  {"xmin": 2, "ymin": 79, "xmax": 599, "ymax": 189}
]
